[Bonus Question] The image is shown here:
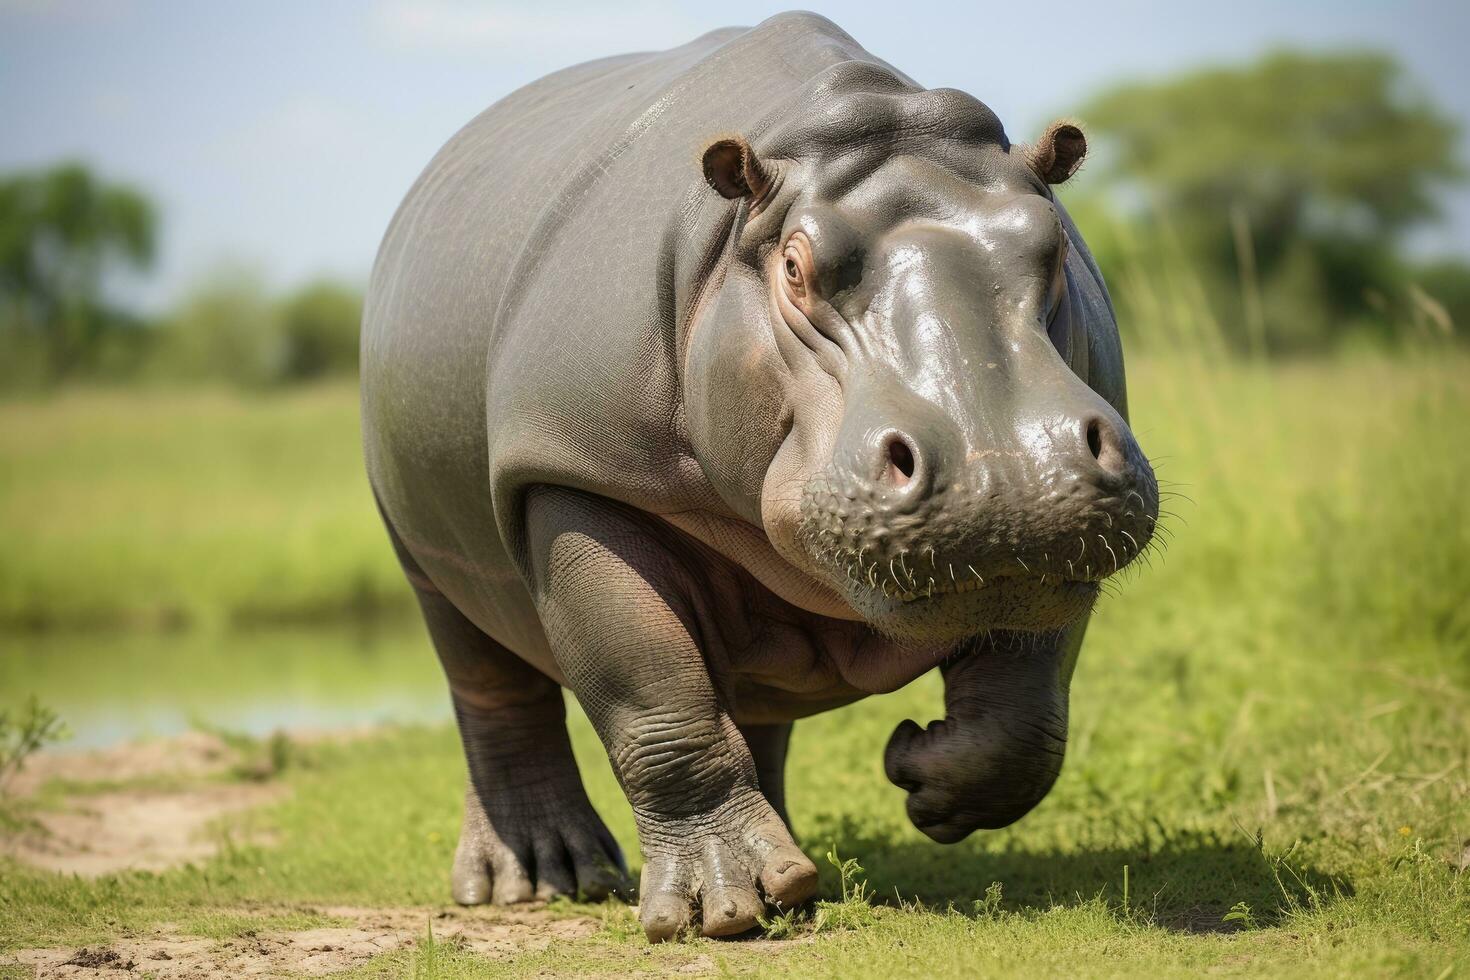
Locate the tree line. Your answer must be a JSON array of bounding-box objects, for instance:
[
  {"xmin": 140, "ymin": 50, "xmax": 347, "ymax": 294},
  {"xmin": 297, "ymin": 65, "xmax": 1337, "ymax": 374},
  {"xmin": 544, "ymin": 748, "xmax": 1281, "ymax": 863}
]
[
  {"xmin": 0, "ymin": 160, "xmax": 361, "ymax": 390},
  {"xmin": 0, "ymin": 166, "xmax": 361, "ymax": 392},
  {"xmin": 1070, "ymin": 48, "xmax": 1466, "ymax": 355},
  {"xmin": 1, "ymin": 47, "xmax": 1465, "ymax": 391}
]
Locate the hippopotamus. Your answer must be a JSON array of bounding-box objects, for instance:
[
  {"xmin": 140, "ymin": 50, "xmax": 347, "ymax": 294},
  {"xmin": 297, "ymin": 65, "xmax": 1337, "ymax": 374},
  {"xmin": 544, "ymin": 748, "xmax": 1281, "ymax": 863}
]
[{"xmin": 361, "ymin": 11, "xmax": 1158, "ymax": 941}]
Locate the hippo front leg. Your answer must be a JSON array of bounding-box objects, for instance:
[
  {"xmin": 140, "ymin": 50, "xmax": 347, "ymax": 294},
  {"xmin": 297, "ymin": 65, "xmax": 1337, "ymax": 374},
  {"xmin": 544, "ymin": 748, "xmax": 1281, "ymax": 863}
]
[
  {"xmin": 526, "ymin": 488, "xmax": 818, "ymax": 941},
  {"xmin": 883, "ymin": 626, "xmax": 1084, "ymax": 843}
]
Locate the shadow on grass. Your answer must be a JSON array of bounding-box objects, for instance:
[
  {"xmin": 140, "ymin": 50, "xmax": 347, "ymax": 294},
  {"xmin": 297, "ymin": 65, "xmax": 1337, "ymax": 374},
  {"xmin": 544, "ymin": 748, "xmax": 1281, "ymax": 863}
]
[{"xmin": 807, "ymin": 815, "xmax": 1353, "ymax": 934}]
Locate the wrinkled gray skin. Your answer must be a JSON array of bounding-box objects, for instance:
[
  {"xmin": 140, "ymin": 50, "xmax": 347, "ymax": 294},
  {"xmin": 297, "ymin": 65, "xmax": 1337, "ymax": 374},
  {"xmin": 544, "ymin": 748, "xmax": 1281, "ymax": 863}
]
[{"xmin": 361, "ymin": 12, "xmax": 1158, "ymax": 941}]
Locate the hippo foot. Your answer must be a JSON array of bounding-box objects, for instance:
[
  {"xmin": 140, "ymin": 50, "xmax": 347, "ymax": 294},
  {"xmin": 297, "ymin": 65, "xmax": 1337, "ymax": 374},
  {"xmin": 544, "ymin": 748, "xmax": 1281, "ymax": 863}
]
[
  {"xmin": 884, "ymin": 711, "xmax": 1066, "ymax": 843},
  {"xmin": 636, "ymin": 789, "xmax": 818, "ymax": 941},
  {"xmin": 450, "ymin": 785, "xmax": 628, "ymax": 905}
]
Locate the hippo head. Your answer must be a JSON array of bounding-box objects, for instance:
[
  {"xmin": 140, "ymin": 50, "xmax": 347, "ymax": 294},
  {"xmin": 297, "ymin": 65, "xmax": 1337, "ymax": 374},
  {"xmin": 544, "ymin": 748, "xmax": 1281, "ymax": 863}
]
[{"xmin": 683, "ymin": 73, "xmax": 1159, "ymax": 653}]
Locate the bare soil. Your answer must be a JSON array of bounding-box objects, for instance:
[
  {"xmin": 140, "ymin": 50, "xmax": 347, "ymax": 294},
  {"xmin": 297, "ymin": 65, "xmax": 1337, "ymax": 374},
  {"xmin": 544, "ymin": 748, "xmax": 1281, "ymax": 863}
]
[
  {"xmin": 3, "ymin": 782, "xmax": 285, "ymax": 877},
  {"xmin": 3, "ymin": 904, "xmax": 601, "ymax": 978},
  {"xmin": 2, "ymin": 732, "xmax": 282, "ymax": 877}
]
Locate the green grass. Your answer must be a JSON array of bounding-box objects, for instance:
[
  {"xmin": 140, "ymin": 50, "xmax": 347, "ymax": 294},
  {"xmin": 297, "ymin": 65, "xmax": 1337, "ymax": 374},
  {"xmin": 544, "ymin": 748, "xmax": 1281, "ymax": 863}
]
[
  {"xmin": 1, "ymin": 352, "xmax": 1468, "ymax": 976},
  {"xmin": 0, "ymin": 383, "xmax": 409, "ymax": 631}
]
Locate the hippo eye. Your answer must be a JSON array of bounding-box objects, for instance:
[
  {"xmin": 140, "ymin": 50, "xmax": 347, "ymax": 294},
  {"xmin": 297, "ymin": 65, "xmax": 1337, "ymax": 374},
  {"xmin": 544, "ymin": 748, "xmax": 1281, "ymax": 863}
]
[{"xmin": 781, "ymin": 233, "xmax": 814, "ymax": 298}]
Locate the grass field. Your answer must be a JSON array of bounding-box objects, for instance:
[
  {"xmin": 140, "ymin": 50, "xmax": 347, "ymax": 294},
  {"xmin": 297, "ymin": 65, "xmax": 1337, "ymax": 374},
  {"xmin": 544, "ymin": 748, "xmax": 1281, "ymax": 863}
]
[
  {"xmin": 0, "ymin": 384, "xmax": 408, "ymax": 632},
  {"xmin": 1, "ymin": 351, "xmax": 1468, "ymax": 976}
]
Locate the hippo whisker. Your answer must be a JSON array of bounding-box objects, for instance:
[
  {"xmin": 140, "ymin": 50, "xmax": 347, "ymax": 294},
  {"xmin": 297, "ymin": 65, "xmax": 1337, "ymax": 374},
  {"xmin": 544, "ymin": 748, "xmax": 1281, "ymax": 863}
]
[
  {"xmin": 1120, "ymin": 529, "xmax": 1140, "ymax": 553},
  {"xmin": 900, "ymin": 552, "xmax": 918, "ymax": 589},
  {"xmin": 1099, "ymin": 535, "xmax": 1118, "ymax": 574}
]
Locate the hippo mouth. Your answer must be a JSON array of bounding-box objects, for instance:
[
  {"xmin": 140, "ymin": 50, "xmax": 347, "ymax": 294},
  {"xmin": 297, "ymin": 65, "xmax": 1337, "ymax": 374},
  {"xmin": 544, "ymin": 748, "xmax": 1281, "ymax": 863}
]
[
  {"xmin": 891, "ymin": 567, "xmax": 1091, "ymax": 604},
  {"xmin": 822, "ymin": 550, "xmax": 1106, "ymax": 642}
]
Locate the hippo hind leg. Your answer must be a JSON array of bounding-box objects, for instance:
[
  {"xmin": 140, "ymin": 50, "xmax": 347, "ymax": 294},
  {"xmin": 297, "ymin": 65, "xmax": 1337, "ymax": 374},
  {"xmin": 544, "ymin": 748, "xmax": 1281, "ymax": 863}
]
[{"xmin": 381, "ymin": 512, "xmax": 627, "ymax": 904}]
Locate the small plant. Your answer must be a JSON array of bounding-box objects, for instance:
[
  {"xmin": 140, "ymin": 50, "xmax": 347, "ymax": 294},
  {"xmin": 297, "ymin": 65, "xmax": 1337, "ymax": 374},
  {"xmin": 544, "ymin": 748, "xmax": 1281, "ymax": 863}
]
[
  {"xmin": 189, "ymin": 719, "xmax": 301, "ymax": 782},
  {"xmin": 973, "ymin": 881, "xmax": 1005, "ymax": 918},
  {"xmin": 1222, "ymin": 900, "xmax": 1258, "ymax": 929},
  {"xmin": 811, "ymin": 847, "xmax": 879, "ymax": 933},
  {"xmin": 758, "ymin": 906, "xmax": 800, "ymax": 939},
  {"xmin": 0, "ymin": 697, "xmax": 68, "ymax": 794},
  {"xmin": 411, "ymin": 919, "xmax": 439, "ymax": 980}
]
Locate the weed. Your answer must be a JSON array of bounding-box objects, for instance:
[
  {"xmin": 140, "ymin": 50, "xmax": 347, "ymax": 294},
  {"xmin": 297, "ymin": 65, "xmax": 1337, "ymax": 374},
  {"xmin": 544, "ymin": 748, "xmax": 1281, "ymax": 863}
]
[
  {"xmin": 0, "ymin": 697, "xmax": 67, "ymax": 793},
  {"xmin": 811, "ymin": 848, "xmax": 879, "ymax": 933},
  {"xmin": 972, "ymin": 881, "xmax": 1005, "ymax": 919}
]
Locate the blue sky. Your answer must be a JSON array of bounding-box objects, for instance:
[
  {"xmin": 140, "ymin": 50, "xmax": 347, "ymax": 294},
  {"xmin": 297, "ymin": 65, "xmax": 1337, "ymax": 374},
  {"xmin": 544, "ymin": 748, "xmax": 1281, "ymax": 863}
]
[{"xmin": 3, "ymin": 0, "xmax": 1467, "ymax": 309}]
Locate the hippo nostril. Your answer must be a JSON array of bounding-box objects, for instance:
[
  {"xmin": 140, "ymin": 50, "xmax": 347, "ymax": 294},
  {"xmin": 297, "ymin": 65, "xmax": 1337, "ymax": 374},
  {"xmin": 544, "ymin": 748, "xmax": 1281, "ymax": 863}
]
[
  {"xmin": 1083, "ymin": 415, "xmax": 1126, "ymax": 477},
  {"xmin": 886, "ymin": 436, "xmax": 916, "ymax": 486}
]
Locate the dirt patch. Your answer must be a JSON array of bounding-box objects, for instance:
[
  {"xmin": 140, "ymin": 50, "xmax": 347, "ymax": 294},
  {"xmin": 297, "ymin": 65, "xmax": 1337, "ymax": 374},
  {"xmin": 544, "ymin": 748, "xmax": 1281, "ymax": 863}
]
[
  {"xmin": 3, "ymin": 904, "xmax": 602, "ymax": 978},
  {"xmin": 3, "ymin": 782, "xmax": 285, "ymax": 876},
  {"xmin": 1, "ymin": 732, "xmax": 286, "ymax": 876},
  {"xmin": 7, "ymin": 731, "xmax": 239, "ymax": 797}
]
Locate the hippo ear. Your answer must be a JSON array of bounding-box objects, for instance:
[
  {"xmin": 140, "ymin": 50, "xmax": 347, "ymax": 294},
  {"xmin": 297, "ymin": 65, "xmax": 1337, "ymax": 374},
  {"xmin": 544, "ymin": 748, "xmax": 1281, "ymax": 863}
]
[
  {"xmin": 701, "ymin": 135, "xmax": 773, "ymax": 201},
  {"xmin": 1024, "ymin": 121, "xmax": 1087, "ymax": 185}
]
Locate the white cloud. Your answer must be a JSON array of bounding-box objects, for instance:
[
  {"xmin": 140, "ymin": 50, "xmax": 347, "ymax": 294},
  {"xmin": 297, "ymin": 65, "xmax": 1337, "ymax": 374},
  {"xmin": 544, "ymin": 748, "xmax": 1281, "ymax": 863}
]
[{"xmin": 370, "ymin": 0, "xmax": 704, "ymax": 59}]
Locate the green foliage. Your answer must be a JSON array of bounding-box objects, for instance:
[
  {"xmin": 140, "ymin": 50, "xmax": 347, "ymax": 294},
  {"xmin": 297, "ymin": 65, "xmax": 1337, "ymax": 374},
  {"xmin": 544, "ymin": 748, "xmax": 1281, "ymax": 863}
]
[
  {"xmin": 152, "ymin": 265, "xmax": 280, "ymax": 386},
  {"xmin": 811, "ymin": 849, "xmax": 879, "ymax": 933},
  {"xmin": 275, "ymin": 279, "xmax": 361, "ymax": 381},
  {"xmin": 1222, "ymin": 900, "xmax": 1257, "ymax": 930},
  {"xmin": 972, "ymin": 880, "xmax": 1004, "ymax": 918},
  {"xmin": 1409, "ymin": 257, "xmax": 1470, "ymax": 335},
  {"xmin": 1073, "ymin": 49, "xmax": 1465, "ymax": 352},
  {"xmin": 151, "ymin": 269, "xmax": 361, "ymax": 387},
  {"xmin": 0, "ymin": 163, "xmax": 157, "ymax": 384},
  {"xmin": 0, "ymin": 698, "xmax": 68, "ymax": 794},
  {"xmin": 0, "ymin": 164, "xmax": 365, "ymax": 392}
]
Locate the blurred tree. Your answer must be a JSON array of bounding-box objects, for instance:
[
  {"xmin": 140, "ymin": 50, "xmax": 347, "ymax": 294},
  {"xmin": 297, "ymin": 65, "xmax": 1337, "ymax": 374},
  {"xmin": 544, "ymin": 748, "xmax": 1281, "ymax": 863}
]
[
  {"xmin": 1410, "ymin": 258, "xmax": 1470, "ymax": 336},
  {"xmin": 276, "ymin": 279, "xmax": 361, "ymax": 380},
  {"xmin": 155, "ymin": 268, "xmax": 362, "ymax": 386},
  {"xmin": 0, "ymin": 163, "xmax": 157, "ymax": 378},
  {"xmin": 155, "ymin": 265, "xmax": 279, "ymax": 387},
  {"xmin": 1078, "ymin": 50, "xmax": 1463, "ymax": 352}
]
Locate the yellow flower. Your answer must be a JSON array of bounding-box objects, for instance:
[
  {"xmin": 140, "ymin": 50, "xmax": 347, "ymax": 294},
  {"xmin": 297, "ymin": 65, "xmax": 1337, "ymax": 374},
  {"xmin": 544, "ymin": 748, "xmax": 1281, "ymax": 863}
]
[{"xmin": 1397, "ymin": 825, "xmax": 1412, "ymax": 836}]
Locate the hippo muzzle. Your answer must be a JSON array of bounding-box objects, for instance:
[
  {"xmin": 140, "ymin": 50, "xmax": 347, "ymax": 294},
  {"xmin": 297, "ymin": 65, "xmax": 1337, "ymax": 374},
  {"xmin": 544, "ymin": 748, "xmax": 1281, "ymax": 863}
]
[{"xmin": 792, "ymin": 215, "xmax": 1159, "ymax": 646}]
